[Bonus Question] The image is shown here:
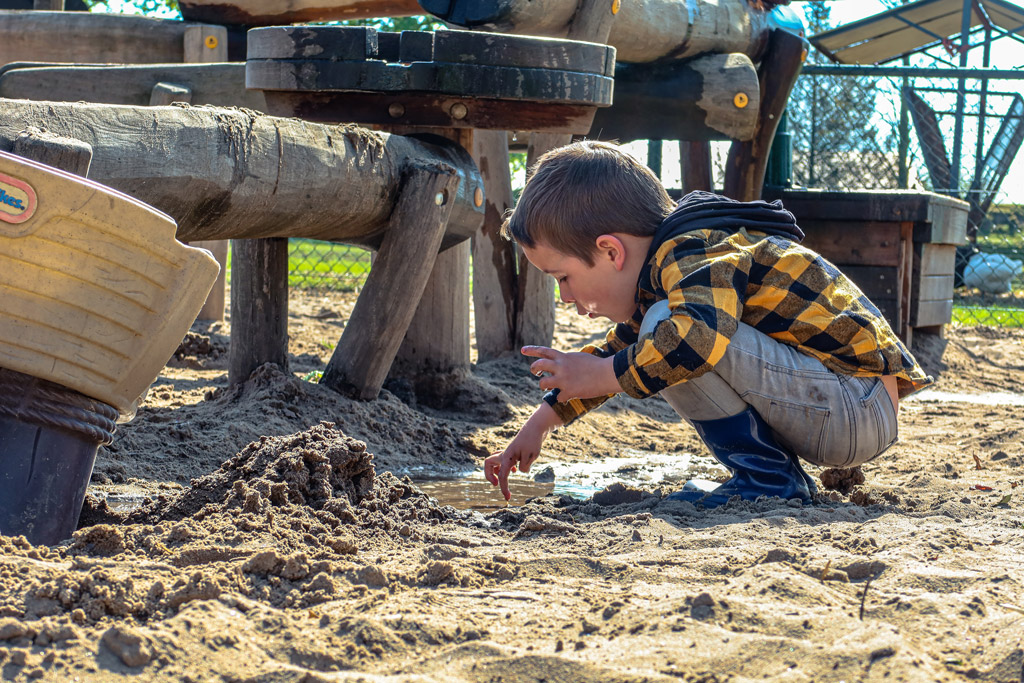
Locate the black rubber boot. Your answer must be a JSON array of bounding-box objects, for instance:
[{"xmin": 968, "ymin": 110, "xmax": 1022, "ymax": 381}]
[{"xmin": 667, "ymin": 407, "xmax": 815, "ymax": 507}]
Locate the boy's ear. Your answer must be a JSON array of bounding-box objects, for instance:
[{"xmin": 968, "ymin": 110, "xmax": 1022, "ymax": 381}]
[{"xmin": 595, "ymin": 234, "xmax": 627, "ymax": 270}]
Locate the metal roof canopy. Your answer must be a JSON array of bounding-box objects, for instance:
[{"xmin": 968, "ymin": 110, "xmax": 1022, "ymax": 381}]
[{"xmin": 811, "ymin": 0, "xmax": 1024, "ymax": 65}]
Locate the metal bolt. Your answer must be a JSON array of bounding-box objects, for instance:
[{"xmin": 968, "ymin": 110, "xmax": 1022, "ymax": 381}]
[
  {"xmin": 450, "ymin": 102, "xmax": 468, "ymax": 120},
  {"xmin": 611, "ymin": 0, "xmax": 621, "ymax": 14},
  {"xmin": 435, "ymin": 191, "xmax": 446, "ymax": 206},
  {"xmin": 204, "ymin": 35, "xmax": 218, "ymax": 49},
  {"xmin": 733, "ymin": 92, "xmax": 749, "ymax": 109},
  {"xmin": 388, "ymin": 103, "xmax": 405, "ymax": 119},
  {"xmin": 474, "ymin": 186, "xmax": 484, "ymax": 207}
]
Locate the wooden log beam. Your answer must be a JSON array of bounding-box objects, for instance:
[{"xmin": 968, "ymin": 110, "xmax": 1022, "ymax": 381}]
[
  {"xmin": 723, "ymin": 30, "xmax": 807, "ymax": 202},
  {"xmin": 11, "ymin": 127, "xmax": 91, "ymax": 177},
  {"xmin": 420, "ymin": 0, "xmax": 778, "ymax": 64},
  {"xmin": 0, "ymin": 99, "xmax": 484, "ymax": 247},
  {"xmin": 0, "ymin": 63, "xmax": 267, "ymax": 114},
  {"xmin": 0, "ymin": 11, "xmax": 222, "ymax": 65},
  {"xmin": 179, "ymin": 0, "xmax": 422, "ymax": 26},
  {"xmin": 588, "ymin": 53, "xmax": 759, "ymax": 143}
]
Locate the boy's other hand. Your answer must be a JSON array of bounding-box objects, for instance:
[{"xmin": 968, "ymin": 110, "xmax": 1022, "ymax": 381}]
[
  {"xmin": 485, "ymin": 403, "xmax": 561, "ymax": 501},
  {"xmin": 522, "ymin": 346, "xmax": 620, "ymax": 401}
]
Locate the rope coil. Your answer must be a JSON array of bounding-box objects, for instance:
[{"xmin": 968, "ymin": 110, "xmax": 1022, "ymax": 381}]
[{"xmin": 0, "ymin": 368, "xmax": 118, "ymax": 445}]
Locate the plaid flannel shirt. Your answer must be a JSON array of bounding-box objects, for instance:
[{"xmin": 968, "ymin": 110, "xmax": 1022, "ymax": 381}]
[{"xmin": 544, "ymin": 226, "xmax": 932, "ymax": 425}]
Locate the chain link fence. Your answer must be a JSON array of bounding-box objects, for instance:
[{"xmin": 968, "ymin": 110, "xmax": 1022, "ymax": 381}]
[
  {"xmin": 784, "ymin": 69, "xmax": 1024, "ymax": 328},
  {"xmin": 287, "ymin": 239, "xmax": 371, "ymax": 292}
]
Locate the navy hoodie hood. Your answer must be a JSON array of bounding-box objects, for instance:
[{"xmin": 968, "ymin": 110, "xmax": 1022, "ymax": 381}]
[{"xmin": 649, "ymin": 190, "xmax": 805, "ymax": 257}]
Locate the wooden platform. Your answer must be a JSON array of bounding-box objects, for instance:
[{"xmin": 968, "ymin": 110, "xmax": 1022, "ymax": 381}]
[{"xmin": 764, "ymin": 189, "xmax": 969, "ymax": 344}]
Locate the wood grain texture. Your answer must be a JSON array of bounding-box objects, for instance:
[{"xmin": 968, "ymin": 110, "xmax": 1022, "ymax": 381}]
[
  {"xmin": 322, "ymin": 163, "xmax": 461, "ymax": 399},
  {"xmin": 228, "ymin": 238, "xmax": 289, "ymax": 385},
  {"xmin": 0, "ymin": 100, "xmax": 483, "ymax": 246}
]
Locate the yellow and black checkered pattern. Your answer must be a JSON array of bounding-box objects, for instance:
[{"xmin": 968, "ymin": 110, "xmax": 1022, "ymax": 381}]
[{"xmin": 546, "ymin": 227, "xmax": 931, "ymax": 426}]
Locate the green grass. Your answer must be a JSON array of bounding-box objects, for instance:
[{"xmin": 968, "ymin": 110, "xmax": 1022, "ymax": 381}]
[
  {"xmin": 287, "ymin": 239, "xmax": 371, "ymax": 291},
  {"xmin": 952, "ymin": 305, "xmax": 1024, "ymax": 328}
]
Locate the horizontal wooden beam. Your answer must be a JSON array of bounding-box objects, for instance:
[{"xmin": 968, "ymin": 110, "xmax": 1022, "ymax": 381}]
[
  {"xmin": 0, "ymin": 63, "xmax": 266, "ymax": 110},
  {"xmin": 587, "ymin": 53, "xmax": 759, "ymax": 142},
  {"xmin": 0, "ymin": 98, "xmax": 484, "ymax": 246},
  {"xmin": 419, "ymin": 0, "xmax": 777, "ymax": 64},
  {"xmin": 0, "ymin": 11, "xmax": 222, "ymax": 65}
]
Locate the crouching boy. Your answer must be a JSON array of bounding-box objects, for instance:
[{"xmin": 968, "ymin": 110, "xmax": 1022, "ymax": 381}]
[{"xmin": 485, "ymin": 141, "xmax": 931, "ymax": 507}]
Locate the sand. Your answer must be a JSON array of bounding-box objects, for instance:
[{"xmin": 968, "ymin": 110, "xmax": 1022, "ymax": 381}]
[{"xmin": 1, "ymin": 290, "xmax": 1022, "ymax": 682}]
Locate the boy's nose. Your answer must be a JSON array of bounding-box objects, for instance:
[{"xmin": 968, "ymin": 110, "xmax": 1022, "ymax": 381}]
[{"xmin": 559, "ymin": 287, "xmax": 574, "ymax": 304}]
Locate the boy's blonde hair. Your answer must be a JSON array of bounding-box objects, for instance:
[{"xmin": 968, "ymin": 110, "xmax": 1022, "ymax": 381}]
[{"xmin": 501, "ymin": 141, "xmax": 675, "ymax": 265}]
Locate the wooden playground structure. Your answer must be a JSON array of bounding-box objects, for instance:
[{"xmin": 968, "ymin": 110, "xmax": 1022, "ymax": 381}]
[{"xmin": 0, "ymin": 0, "xmax": 968, "ymax": 402}]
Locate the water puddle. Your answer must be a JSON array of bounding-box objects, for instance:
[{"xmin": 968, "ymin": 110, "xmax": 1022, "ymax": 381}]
[
  {"xmin": 411, "ymin": 450, "xmax": 721, "ymax": 513},
  {"xmin": 905, "ymin": 389, "xmax": 1024, "ymax": 406}
]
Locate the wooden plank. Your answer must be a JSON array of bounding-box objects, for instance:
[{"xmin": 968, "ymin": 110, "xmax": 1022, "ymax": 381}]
[
  {"xmin": 260, "ymin": 91, "xmax": 599, "ymax": 134},
  {"xmin": 184, "ymin": 24, "xmax": 227, "ymax": 64},
  {"xmin": 0, "ymin": 63, "xmax": 267, "ymax": 111},
  {"xmin": 0, "ymin": 11, "xmax": 211, "ymax": 65},
  {"xmin": 33, "ymin": 0, "xmax": 63, "ymax": 9},
  {"xmin": 321, "ymin": 162, "xmax": 461, "ymax": 399},
  {"xmin": 471, "ymin": 129, "xmax": 518, "ymax": 361},
  {"xmin": 587, "ymin": 53, "xmax": 760, "ymax": 143},
  {"xmin": 841, "ymin": 265, "xmax": 903, "ymax": 303},
  {"xmin": 798, "ymin": 221, "xmax": 904, "ymax": 267},
  {"xmin": 916, "ymin": 243, "xmax": 957, "ymax": 277},
  {"xmin": 911, "ymin": 299, "xmax": 954, "ymax": 328},
  {"xmin": 913, "ymin": 274, "xmax": 955, "ymax": 302},
  {"xmin": 228, "ymin": 238, "xmax": 289, "ymax": 385},
  {"xmin": 0, "ymin": 99, "xmax": 484, "ymax": 245},
  {"xmin": 765, "ymin": 188, "xmax": 969, "ymax": 225},
  {"xmin": 916, "ymin": 198, "xmax": 969, "ymax": 244}
]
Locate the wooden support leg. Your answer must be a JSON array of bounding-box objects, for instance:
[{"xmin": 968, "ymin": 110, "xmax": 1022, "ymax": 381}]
[
  {"xmin": 321, "ymin": 163, "xmax": 461, "ymax": 399},
  {"xmin": 228, "ymin": 237, "xmax": 289, "ymax": 385},
  {"xmin": 680, "ymin": 140, "xmax": 713, "ymax": 194},
  {"xmin": 515, "ymin": 132, "xmax": 570, "ymax": 349},
  {"xmin": 471, "ymin": 129, "xmax": 518, "ymax": 360},
  {"xmin": 723, "ymin": 30, "xmax": 805, "ymax": 201},
  {"xmin": 192, "ymin": 239, "xmax": 228, "ymax": 321}
]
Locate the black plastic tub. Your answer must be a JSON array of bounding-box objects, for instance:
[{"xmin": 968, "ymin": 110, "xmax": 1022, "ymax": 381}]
[{"xmin": 0, "ymin": 368, "xmax": 117, "ymax": 545}]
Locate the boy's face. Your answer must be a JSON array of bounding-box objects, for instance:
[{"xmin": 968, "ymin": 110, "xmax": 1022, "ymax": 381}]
[{"xmin": 522, "ymin": 238, "xmax": 640, "ymax": 323}]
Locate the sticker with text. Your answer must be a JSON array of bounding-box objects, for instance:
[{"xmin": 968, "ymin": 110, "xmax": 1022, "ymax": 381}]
[{"xmin": 0, "ymin": 172, "xmax": 37, "ymax": 225}]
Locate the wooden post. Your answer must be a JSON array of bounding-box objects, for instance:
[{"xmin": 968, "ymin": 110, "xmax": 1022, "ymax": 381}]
[
  {"xmin": 183, "ymin": 27, "xmax": 229, "ymax": 322},
  {"xmin": 228, "ymin": 237, "xmax": 289, "ymax": 384},
  {"xmin": 515, "ymin": 0, "xmax": 618, "ymax": 349},
  {"xmin": 33, "ymin": 0, "xmax": 64, "ymax": 9},
  {"xmin": 723, "ymin": 30, "xmax": 806, "ymax": 201},
  {"xmin": 11, "ymin": 128, "xmax": 92, "ymax": 178},
  {"xmin": 321, "ymin": 163, "xmax": 460, "ymax": 399},
  {"xmin": 680, "ymin": 141, "xmax": 712, "ymax": 193},
  {"xmin": 470, "ymin": 129, "xmax": 518, "ymax": 360}
]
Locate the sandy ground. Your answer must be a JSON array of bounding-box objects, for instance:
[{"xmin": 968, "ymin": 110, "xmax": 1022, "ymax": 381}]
[{"xmin": 1, "ymin": 289, "xmax": 1023, "ymax": 682}]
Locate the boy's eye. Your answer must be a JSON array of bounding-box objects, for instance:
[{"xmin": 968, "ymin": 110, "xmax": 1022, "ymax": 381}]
[{"xmin": 558, "ymin": 276, "xmax": 567, "ymax": 283}]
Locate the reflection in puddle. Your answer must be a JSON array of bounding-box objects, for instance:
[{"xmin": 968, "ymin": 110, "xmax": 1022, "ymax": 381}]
[
  {"xmin": 412, "ymin": 450, "xmax": 719, "ymax": 513},
  {"xmin": 906, "ymin": 389, "xmax": 1024, "ymax": 406}
]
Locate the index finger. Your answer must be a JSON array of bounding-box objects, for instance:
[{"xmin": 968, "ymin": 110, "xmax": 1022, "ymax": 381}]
[
  {"xmin": 521, "ymin": 346, "xmax": 558, "ymax": 360},
  {"xmin": 497, "ymin": 454, "xmax": 517, "ymax": 501}
]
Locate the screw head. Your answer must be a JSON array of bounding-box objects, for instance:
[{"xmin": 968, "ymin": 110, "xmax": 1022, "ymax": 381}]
[
  {"xmin": 611, "ymin": 0, "xmax": 621, "ymax": 14},
  {"xmin": 733, "ymin": 92, "xmax": 749, "ymax": 109},
  {"xmin": 474, "ymin": 186, "xmax": 484, "ymax": 207},
  {"xmin": 450, "ymin": 102, "xmax": 468, "ymax": 120},
  {"xmin": 204, "ymin": 35, "xmax": 219, "ymax": 49},
  {"xmin": 388, "ymin": 103, "xmax": 406, "ymax": 118},
  {"xmin": 435, "ymin": 191, "xmax": 446, "ymax": 206}
]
